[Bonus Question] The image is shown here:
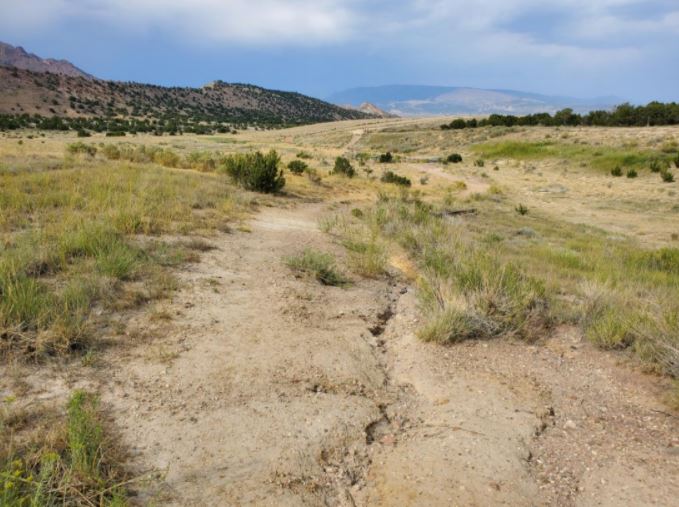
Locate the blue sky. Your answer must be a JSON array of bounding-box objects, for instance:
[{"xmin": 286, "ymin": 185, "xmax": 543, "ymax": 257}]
[{"xmin": 2, "ymin": 0, "xmax": 678, "ymax": 102}]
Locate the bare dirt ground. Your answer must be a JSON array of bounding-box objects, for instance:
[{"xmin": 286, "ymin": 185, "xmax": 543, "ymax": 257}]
[{"xmin": 92, "ymin": 200, "xmax": 678, "ymax": 506}]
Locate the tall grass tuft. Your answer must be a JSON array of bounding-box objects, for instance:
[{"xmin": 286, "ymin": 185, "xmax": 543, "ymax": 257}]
[
  {"xmin": 1, "ymin": 391, "xmax": 128, "ymax": 506},
  {"xmin": 285, "ymin": 249, "xmax": 348, "ymax": 286}
]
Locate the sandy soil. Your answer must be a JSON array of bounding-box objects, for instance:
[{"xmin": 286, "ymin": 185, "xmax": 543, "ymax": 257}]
[{"xmin": 88, "ymin": 201, "xmax": 678, "ymax": 506}]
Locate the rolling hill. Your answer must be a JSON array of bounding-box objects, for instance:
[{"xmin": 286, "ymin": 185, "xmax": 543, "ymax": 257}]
[
  {"xmin": 328, "ymin": 85, "xmax": 621, "ymax": 116},
  {"xmin": 0, "ymin": 67, "xmax": 372, "ymax": 128},
  {"xmin": 0, "ymin": 41, "xmax": 372, "ymax": 129}
]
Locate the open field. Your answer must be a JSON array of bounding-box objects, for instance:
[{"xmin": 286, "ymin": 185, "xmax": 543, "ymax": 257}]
[{"xmin": 1, "ymin": 119, "xmax": 678, "ymax": 505}]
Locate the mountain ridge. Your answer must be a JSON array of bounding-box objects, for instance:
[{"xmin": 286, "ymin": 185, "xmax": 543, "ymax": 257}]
[
  {"xmin": 327, "ymin": 84, "xmax": 623, "ymax": 116},
  {"xmin": 0, "ymin": 41, "xmax": 93, "ymax": 79}
]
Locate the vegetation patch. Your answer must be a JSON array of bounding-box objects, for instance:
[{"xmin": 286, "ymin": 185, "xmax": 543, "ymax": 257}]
[
  {"xmin": 380, "ymin": 170, "xmax": 411, "ymax": 187},
  {"xmin": 221, "ymin": 150, "xmax": 285, "ymax": 193},
  {"xmin": 0, "ymin": 156, "xmax": 245, "ymax": 358},
  {"xmin": 287, "ymin": 160, "xmax": 308, "ymax": 175},
  {"xmin": 472, "ymin": 140, "xmax": 672, "ymax": 172},
  {"xmin": 333, "ymin": 157, "xmax": 355, "ymax": 178},
  {"xmin": 379, "ymin": 152, "xmax": 394, "ymax": 163},
  {"xmin": 1, "ymin": 391, "xmax": 129, "ymax": 506},
  {"xmin": 339, "ymin": 190, "xmax": 678, "ymax": 399},
  {"xmin": 285, "ymin": 249, "xmax": 348, "ymax": 286}
]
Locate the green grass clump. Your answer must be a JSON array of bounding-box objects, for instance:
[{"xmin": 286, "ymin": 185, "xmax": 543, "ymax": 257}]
[
  {"xmin": 285, "ymin": 249, "xmax": 348, "ymax": 286},
  {"xmin": 611, "ymin": 166, "xmax": 623, "ymax": 177},
  {"xmin": 1, "ymin": 391, "xmax": 128, "ymax": 506},
  {"xmin": 661, "ymin": 169, "xmax": 675, "ymax": 183},
  {"xmin": 342, "ymin": 234, "xmax": 387, "ymax": 278},
  {"xmin": 321, "ymin": 210, "xmax": 388, "ymax": 279},
  {"xmin": 649, "ymin": 159, "xmax": 663, "ymax": 173}
]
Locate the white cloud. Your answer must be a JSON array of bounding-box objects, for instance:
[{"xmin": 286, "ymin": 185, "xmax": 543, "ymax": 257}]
[
  {"xmin": 0, "ymin": 0, "xmax": 676, "ymax": 53},
  {"xmin": 1, "ymin": 0, "xmax": 355, "ymax": 45}
]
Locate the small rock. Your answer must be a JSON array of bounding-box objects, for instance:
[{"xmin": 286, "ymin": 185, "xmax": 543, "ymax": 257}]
[
  {"xmin": 564, "ymin": 420, "xmax": 577, "ymax": 430},
  {"xmin": 381, "ymin": 434, "xmax": 396, "ymax": 446}
]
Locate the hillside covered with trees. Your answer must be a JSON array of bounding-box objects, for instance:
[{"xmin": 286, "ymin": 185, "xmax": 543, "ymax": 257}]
[{"xmin": 0, "ymin": 67, "xmax": 372, "ymax": 133}]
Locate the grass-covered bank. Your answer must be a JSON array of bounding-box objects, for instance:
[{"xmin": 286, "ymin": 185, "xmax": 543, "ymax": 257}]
[
  {"xmin": 1, "ymin": 158, "xmax": 250, "ymax": 358},
  {"xmin": 331, "ymin": 190, "xmax": 679, "ymax": 404}
]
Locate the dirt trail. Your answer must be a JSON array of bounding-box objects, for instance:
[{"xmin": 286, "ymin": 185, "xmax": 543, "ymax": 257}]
[
  {"xmin": 102, "ymin": 202, "xmax": 397, "ymax": 505},
  {"xmin": 100, "ymin": 201, "xmax": 678, "ymax": 506},
  {"xmin": 345, "ymin": 129, "xmax": 365, "ymax": 152}
]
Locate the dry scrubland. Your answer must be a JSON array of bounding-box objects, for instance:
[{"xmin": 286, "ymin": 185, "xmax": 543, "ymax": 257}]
[{"xmin": 1, "ymin": 119, "xmax": 678, "ymax": 505}]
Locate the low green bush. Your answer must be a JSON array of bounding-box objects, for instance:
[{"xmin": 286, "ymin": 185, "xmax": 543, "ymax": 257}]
[
  {"xmin": 381, "ymin": 170, "xmax": 411, "ymax": 187},
  {"xmin": 222, "ymin": 150, "xmax": 285, "ymax": 193},
  {"xmin": 287, "ymin": 159, "xmax": 308, "ymax": 175},
  {"xmin": 379, "ymin": 152, "xmax": 394, "ymax": 163},
  {"xmin": 333, "ymin": 157, "xmax": 355, "ymax": 177}
]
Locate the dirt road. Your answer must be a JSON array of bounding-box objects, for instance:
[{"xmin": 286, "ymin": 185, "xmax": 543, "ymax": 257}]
[{"xmin": 100, "ymin": 201, "xmax": 679, "ymax": 506}]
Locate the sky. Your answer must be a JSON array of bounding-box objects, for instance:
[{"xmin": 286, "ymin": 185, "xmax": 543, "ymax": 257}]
[{"xmin": 2, "ymin": 0, "xmax": 678, "ymax": 102}]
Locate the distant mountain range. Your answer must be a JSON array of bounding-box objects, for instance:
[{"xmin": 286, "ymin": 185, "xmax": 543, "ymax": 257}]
[
  {"xmin": 327, "ymin": 85, "xmax": 623, "ymax": 116},
  {"xmin": 0, "ymin": 41, "xmax": 371, "ymax": 125}
]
